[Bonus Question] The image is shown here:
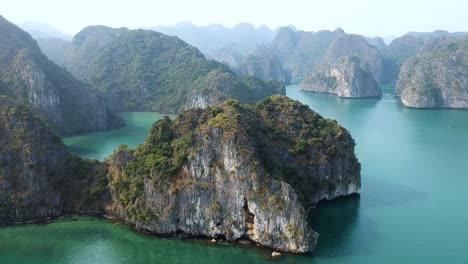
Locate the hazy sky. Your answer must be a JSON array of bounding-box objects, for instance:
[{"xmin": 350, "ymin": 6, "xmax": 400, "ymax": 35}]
[{"xmin": 2, "ymin": 0, "xmax": 467, "ymax": 37}]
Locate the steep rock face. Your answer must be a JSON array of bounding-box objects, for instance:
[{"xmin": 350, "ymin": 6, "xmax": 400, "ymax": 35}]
[
  {"xmin": 302, "ymin": 57, "xmax": 381, "ymax": 98},
  {"xmin": 0, "ymin": 97, "xmax": 66, "ymax": 223},
  {"xmin": 300, "ymin": 34, "xmax": 384, "ymax": 97},
  {"xmin": 382, "ymin": 31, "xmax": 468, "ymax": 84},
  {"xmin": 397, "ymin": 38, "xmax": 468, "ymax": 108},
  {"xmin": 319, "ymin": 34, "xmax": 385, "ymax": 83},
  {"xmin": 0, "ymin": 97, "xmax": 110, "ymax": 224},
  {"xmin": 235, "ymin": 49, "xmax": 292, "ymax": 84},
  {"xmin": 382, "ymin": 35, "xmax": 425, "ymax": 83},
  {"xmin": 0, "ymin": 15, "xmax": 118, "ymax": 135},
  {"xmin": 270, "ymin": 28, "xmax": 340, "ymax": 81},
  {"xmin": 62, "ymin": 26, "xmax": 284, "ymax": 113},
  {"xmin": 107, "ymin": 96, "xmax": 360, "ymax": 253},
  {"xmin": 247, "ymin": 28, "xmax": 385, "ymax": 86}
]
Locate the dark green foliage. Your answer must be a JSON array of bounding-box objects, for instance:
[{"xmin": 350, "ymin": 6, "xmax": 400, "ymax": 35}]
[
  {"xmin": 295, "ymin": 139, "xmax": 308, "ymax": 153},
  {"xmin": 62, "ymin": 154, "xmax": 110, "ymax": 209},
  {"xmin": 225, "ymin": 98, "xmax": 240, "ymax": 106},
  {"xmin": 251, "ymin": 95, "xmax": 355, "ymax": 205},
  {"xmin": 64, "ymin": 27, "xmax": 284, "ymax": 113},
  {"xmin": 127, "ymin": 116, "xmax": 194, "ymax": 179}
]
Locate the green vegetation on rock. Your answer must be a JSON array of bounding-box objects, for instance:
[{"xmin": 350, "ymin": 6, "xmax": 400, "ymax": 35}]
[
  {"xmin": 61, "ymin": 26, "xmax": 284, "ymax": 113},
  {"xmin": 0, "ymin": 96, "xmax": 110, "ymax": 224},
  {"xmin": 397, "ymin": 37, "xmax": 468, "ymax": 108},
  {"xmin": 0, "ymin": 15, "xmax": 120, "ymax": 135}
]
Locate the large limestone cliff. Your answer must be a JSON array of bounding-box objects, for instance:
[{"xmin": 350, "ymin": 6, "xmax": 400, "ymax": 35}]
[
  {"xmin": 300, "ymin": 34, "xmax": 384, "ymax": 98},
  {"xmin": 301, "ymin": 56, "xmax": 381, "ymax": 98},
  {"xmin": 0, "ymin": 96, "xmax": 110, "ymax": 224},
  {"xmin": 0, "ymin": 96, "xmax": 65, "ymax": 222},
  {"xmin": 397, "ymin": 38, "xmax": 468, "ymax": 108},
  {"xmin": 235, "ymin": 49, "xmax": 292, "ymax": 84},
  {"xmin": 320, "ymin": 34, "xmax": 385, "ymax": 84},
  {"xmin": 107, "ymin": 95, "xmax": 360, "ymax": 253},
  {"xmin": 0, "ymin": 15, "xmax": 119, "ymax": 135}
]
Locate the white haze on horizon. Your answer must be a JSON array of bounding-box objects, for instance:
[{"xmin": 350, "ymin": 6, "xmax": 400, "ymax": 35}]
[{"xmin": 2, "ymin": 0, "xmax": 467, "ymax": 38}]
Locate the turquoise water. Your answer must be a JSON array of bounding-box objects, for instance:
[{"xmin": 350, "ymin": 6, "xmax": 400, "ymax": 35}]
[
  {"xmin": 63, "ymin": 112, "xmax": 173, "ymax": 160},
  {"xmin": 1, "ymin": 85, "xmax": 468, "ymax": 263}
]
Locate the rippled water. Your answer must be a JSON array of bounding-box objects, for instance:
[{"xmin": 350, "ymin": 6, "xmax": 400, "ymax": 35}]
[{"xmin": 1, "ymin": 85, "xmax": 467, "ymax": 264}]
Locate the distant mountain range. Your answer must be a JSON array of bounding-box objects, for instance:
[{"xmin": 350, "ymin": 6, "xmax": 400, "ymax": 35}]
[
  {"xmin": 18, "ymin": 20, "xmax": 72, "ymax": 41},
  {"xmin": 17, "ymin": 20, "xmax": 468, "ymax": 109},
  {"xmin": 150, "ymin": 22, "xmax": 279, "ymax": 66}
]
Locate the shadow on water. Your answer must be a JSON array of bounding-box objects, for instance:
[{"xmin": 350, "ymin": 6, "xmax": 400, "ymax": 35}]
[
  {"xmin": 304, "ymin": 177, "xmax": 426, "ymax": 260},
  {"xmin": 306, "ymin": 195, "xmax": 379, "ymax": 258}
]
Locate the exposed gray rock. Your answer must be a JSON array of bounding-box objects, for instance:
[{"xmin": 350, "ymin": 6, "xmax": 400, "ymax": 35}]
[
  {"xmin": 107, "ymin": 96, "xmax": 361, "ymax": 253},
  {"xmin": 382, "ymin": 31, "xmax": 468, "ymax": 84},
  {"xmin": 320, "ymin": 34, "xmax": 385, "ymax": 83},
  {"xmin": 235, "ymin": 48, "xmax": 291, "ymax": 84},
  {"xmin": 397, "ymin": 38, "xmax": 468, "ymax": 108},
  {"xmin": 300, "ymin": 34, "xmax": 384, "ymax": 98},
  {"xmin": 0, "ymin": 15, "xmax": 119, "ymax": 135},
  {"xmin": 0, "ymin": 97, "xmax": 109, "ymax": 224},
  {"xmin": 302, "ymin": 56, "xmax": 381, "ymax": 98}
]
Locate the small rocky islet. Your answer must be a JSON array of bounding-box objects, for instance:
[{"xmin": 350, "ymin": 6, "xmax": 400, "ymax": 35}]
[{"xmin": 0, "ymin": 95, "xmax": 360, "ymax": 253}]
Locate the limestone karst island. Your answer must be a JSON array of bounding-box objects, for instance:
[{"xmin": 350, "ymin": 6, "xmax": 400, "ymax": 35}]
[{"xmin": 1, "ymin": 1, "xmax": 467, "ymax": 263}]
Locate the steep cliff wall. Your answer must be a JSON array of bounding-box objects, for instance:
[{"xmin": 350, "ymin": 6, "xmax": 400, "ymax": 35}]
[
  {"xmin": 397, "ymin": 38, "xmax": 468, "ymax": 108},
  {"xmin": 0, "ymin": 96, "xmax": 110, "ymax": 224},
  {"xmin": 235, "ymin": 49, "xmax": 292, "ymax": 84},
  {"xmin": 107, "ymin": 96, "xmax": 360, "ymax": 252},
  {"xmin": 0, "ymin": 15, "xmax": 119, "ymax": 135},
  {"xmin": 302, "ymin": 56, "xmax": 381, "ymax": 98},
  {"xmin": 187, "ymin": 70, "xmax": 285, "ymax": 109}
]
